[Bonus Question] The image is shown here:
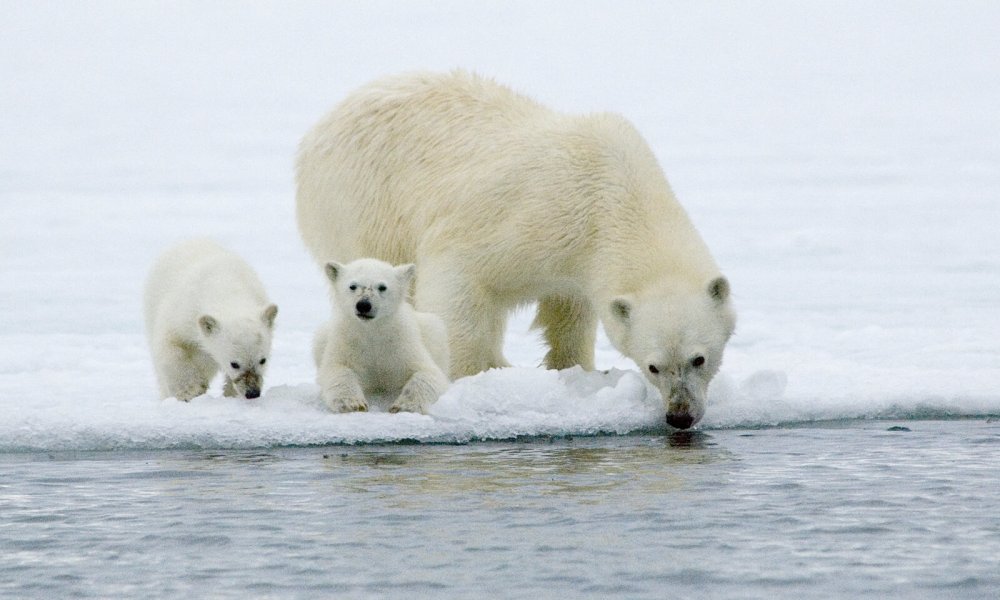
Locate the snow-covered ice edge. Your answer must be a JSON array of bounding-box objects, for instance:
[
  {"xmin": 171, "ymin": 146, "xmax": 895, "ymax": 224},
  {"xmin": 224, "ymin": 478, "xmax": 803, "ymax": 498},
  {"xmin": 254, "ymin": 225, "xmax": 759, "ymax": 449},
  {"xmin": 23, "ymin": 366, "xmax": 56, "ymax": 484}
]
[{"xmin": 3, "ymin": 366, "xmax": 996, "ymax": 453}]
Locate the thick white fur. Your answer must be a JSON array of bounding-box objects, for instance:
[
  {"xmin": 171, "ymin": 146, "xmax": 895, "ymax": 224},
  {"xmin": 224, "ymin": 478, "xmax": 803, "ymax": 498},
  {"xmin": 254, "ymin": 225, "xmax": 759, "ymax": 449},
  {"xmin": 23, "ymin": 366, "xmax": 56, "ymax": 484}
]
[
  {"xmin": 313, "ymin": 258, "xmax": 449, "ymax": 414},
  {"xmin": 144, "ymin": 239, "xmax": 277, "ymax": 401},
  {"xmin": 296, "ymin": 70, "xmax": 734, "ymax": 427}
]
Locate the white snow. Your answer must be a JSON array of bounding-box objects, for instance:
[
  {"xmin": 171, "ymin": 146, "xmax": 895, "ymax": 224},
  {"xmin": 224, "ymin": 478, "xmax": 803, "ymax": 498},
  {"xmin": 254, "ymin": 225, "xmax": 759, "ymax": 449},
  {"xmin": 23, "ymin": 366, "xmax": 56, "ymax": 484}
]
[{"xmin": 1, "ymin": 2, "xmax": 998, "ymax": 450}]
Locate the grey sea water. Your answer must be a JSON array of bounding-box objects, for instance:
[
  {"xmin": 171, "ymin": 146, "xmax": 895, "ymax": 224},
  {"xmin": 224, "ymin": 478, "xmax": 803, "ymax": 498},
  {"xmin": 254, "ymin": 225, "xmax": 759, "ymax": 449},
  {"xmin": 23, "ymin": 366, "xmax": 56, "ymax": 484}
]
[{"xmin": 2, "ymin": 420, "xmax": 997, "ymax": 599}]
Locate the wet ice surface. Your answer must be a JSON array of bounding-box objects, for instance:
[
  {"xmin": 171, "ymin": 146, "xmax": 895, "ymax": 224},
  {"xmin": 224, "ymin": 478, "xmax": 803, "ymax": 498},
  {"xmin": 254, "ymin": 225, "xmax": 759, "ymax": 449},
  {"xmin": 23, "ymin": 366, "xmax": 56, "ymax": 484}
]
[{"xmin": 3, "ymin": 422, "xmax": 998, "ymax": 599}]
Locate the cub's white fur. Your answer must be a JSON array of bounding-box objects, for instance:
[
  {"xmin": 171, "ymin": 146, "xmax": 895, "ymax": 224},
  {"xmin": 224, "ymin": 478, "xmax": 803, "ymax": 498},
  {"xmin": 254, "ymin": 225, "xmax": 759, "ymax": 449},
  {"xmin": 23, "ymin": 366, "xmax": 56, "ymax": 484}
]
[
  {"xmin": 144, "ymin": 239, "xmax": 277, "ymax": 401},
  {"xmin": 296, "ymin": 70, "xmax": 734, "ymax": 427},
  {"xmin": 313, "ymin": 258, "xmax": 449, "ymax": 414}
]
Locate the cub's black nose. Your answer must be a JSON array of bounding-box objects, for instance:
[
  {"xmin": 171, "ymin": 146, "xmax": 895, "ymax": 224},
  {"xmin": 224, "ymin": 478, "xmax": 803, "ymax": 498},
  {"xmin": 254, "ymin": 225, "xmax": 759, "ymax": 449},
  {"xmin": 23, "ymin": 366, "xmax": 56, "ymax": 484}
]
[
  {"xmin": 666, "ymin": 412, "xmax": 694, "ymax": 430},
  {"xmin": 245, "ymin": 388, "xmax": 261, "ymax": 399},
  {"xmin": 356, "ymin": 300, "xmax": 372, "ymax": 314}
]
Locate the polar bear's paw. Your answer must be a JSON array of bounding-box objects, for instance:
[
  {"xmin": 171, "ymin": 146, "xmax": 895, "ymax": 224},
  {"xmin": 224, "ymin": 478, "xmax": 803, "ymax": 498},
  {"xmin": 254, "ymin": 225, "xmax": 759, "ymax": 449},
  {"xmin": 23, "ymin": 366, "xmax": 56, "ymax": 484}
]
[
  {"xmin": 328, "ymin": 395, "xmax": 369, "ymax": 413},
  {"xmin": 171, "ymin": 380, "xmax": 209, "ymax": 403},
  {"xmin": 389, "ymin": 373, "xmax": 443, "ymax": 414},
  {"xmin": 388, "ymin": 395, "xmax": 427, "ymax": 414}
]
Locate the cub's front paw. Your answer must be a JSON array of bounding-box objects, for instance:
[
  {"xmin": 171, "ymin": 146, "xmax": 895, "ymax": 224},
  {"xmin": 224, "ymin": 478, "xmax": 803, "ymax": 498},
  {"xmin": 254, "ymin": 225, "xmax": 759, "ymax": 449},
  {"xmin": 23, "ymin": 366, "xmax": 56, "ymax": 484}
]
[
  {"xmin": 173, "ymin": 382, "xmax": 208, "ymax": 402},
  {"xmin": 389, "ymin": 391, "xmax": 430, "ymax": 415}
]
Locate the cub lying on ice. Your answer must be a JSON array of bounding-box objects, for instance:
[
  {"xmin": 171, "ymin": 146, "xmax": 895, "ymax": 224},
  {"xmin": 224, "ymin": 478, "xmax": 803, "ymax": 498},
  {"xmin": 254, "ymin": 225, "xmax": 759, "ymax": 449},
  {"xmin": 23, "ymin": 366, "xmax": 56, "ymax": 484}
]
[
  {"xmin": 313, "ymin": 258, "xmax": 449, "ymax": 414},
  {"xmin": 144, "ymin": 239, "xmax": 278, "ymax": 401}
]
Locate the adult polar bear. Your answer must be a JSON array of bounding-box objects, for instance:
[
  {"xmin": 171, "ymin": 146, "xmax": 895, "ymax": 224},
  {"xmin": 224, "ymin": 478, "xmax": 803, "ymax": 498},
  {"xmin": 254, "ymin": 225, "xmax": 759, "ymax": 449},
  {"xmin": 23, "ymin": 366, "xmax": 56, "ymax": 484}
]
[{"xmin": 296, "ymin": 71, "xmax": 735, "ymax": 429}]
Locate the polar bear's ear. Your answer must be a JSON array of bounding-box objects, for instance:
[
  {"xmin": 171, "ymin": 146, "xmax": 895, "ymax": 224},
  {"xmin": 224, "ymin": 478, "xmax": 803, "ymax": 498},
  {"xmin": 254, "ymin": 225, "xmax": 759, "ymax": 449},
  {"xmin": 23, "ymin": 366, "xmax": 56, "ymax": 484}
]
[
  {"xmin": 324, "ymin": 262, "xmax": 343, "ymax": 283},
  {"xmin": 198, "ymin": 315, "xmax": 219, "ymax": 336},
  {"xmin": 395, "ymin": 263, "xmax": 416, "ymax": 287},
  {"xmin": 707, "ymin": 277, "xmax": 731, "ymax": 305},
  {"xmin": 611, "ymin": 297, "xmax": 632, "ymax": 322},
  {"xmin": 261, "ymin": 304, "xmax": 278, "ymax": 328}
]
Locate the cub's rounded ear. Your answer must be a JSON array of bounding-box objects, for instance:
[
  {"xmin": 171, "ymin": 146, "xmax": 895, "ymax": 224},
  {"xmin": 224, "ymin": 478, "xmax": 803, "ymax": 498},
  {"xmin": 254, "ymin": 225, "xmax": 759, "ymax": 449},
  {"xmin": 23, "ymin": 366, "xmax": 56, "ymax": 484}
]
[
  {"xmin": 708, "ymin": 276, "xmax": 730, "ymax": 304},
  {"xmin": 262, "ymin": 304, "xmax": 278, "ymax": 328},
  {"xmin": 611, "ymin": 297, "xmax": 633, "ymax": 322},
  {"xmin": 198, "ymin": 315, "xmax": 218, "ymax": 336},
  {"xmin": 324, "ymin": 262, "xmax": 343, "ymax": 283},
  {"xmin": 395, "ymin": 263, "xmax": 416, "ymax": 285}
]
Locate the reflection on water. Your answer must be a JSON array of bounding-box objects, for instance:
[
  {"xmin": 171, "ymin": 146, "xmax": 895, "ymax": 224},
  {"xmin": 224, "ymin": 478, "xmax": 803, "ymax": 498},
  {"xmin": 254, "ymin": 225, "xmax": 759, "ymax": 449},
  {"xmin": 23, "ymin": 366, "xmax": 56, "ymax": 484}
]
[
  {"xmin": 200, "ymin": 451, "xmax": 284, "ymax": 465},
  {"xmin": 666, "ymin": 430, "xmax": 711, "ymax": 449},
  {"xmin": 31, "ymin": 434, "xmax": 731, "ymax": 510},
  {"xmin": 324, "ymin": 434, "xmax": 732, "ymax": 506}
]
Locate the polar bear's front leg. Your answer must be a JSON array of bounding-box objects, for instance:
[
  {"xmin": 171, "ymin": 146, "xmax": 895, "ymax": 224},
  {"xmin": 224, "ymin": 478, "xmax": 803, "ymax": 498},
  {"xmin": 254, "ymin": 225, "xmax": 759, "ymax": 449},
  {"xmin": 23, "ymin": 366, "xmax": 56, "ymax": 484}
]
[
  {"xmin": 320, "ymin": 364, "xmax": 368, "ymax": 413},
  {"xmin": 169, "ymin": 370, "xmax": 210, "ymax": 402},
  {"xmin": 155, "ymin": 338, "xmax": 216, "ymax": 401},
  {"xmin": 390, "ymin": 366, "xmax": 449, "ymax": 414},
  {"xmin": 414, "ymin": 263, "xmax": 510, "ymax": 378},
  {"xmin": 533, "ymin": 294, "xmax": 597, "ymax": 371}
]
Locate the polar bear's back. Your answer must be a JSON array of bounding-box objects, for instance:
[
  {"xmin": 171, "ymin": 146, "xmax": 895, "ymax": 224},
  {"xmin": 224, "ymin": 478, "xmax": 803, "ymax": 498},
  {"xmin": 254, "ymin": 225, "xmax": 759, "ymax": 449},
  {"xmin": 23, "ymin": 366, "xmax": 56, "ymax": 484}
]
[
  {"xmin": 143, "ymin": 239, "xmax": 267, "ymax": 338},
  {"xmin": 295, "ymin": 70, "xmax": 715, "ymax": 293},
  {"xmin": 296, "ymin": 71, "xmax": 565, "ymax": 265}
]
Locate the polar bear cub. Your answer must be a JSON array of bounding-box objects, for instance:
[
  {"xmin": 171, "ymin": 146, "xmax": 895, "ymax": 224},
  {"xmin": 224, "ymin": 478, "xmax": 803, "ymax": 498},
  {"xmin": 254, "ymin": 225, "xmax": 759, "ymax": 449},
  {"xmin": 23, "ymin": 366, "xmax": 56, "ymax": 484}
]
[
  {"xmin": 144, "ymin": 239, "xmax": 278, "ymax": 401},
  {"xmin": 313, "ymin": 258, "xmax": 449, "ymax": 414}
]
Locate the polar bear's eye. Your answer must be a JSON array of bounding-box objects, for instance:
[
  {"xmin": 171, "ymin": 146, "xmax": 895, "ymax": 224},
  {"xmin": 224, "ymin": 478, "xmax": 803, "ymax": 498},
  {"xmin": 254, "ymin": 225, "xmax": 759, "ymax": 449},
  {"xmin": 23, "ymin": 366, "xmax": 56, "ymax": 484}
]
[
  {"xmin": 349, "ymin": 284, "xmax": 358, "ymax": 291},
  {"xmin": 377, "ymin": 284, "xmax": 387, "ymax": 293},
  {"xmin": 230, "ymin": 362, "xmax": 240, "ymax": 370},
  {"xmin": 692, "ymin": 356, "xmax": 706, "ymax": 368},
  {"xmin": 648, "ymin": 365, "xmax": 659, "ymax": 374},
  {"xmin": 259, "ymin": 358, "xmax": 266, "ymax": 365}
]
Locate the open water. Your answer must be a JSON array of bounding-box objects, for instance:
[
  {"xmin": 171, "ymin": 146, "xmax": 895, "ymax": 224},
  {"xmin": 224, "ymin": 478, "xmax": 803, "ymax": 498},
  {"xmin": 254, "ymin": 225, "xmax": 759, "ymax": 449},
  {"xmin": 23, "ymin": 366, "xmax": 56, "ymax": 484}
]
[{"xmin": 2, "ymin": 420, "xmax": 997, "ymax": 599}]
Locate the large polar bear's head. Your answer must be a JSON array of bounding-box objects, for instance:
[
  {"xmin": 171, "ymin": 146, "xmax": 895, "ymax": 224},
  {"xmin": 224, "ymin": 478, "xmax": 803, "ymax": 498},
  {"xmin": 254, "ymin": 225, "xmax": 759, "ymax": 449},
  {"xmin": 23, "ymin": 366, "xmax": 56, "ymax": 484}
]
[
  {"xmin": 197, "ymin": 304, "xmax": 278, "ymax": 399},
  {"xmin": 603, "ymin": 277, "xmax": 735, "ymax": 429},
  {"xmin": 324, "ymin": 258, "xmax": 415, "ymax": 322}
]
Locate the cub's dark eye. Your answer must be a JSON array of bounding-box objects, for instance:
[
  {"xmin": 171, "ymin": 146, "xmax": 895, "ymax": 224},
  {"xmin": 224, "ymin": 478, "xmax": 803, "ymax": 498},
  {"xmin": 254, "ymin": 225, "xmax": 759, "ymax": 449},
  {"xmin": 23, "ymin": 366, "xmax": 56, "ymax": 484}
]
[
  {"xmin": 230, "ymin": 362, "xmax": 240, "ymax": 370},
  {"xmin": 348, "ymin": 284, "xmax": 358, "ymax": 291},
  {"xmin": 648, "ymin": 365, "xmax": 659, "ymax": 374},
  {"xmin": 259, "ymin": 358, "xmax": 266, "ymax": 365},
  {"xmin": 692, "ymin": 356, "xmax": 706, "ymax": 368},
  {"xmin": 377, "ymin": 284, "xmax": 387, "ymax": 292}
]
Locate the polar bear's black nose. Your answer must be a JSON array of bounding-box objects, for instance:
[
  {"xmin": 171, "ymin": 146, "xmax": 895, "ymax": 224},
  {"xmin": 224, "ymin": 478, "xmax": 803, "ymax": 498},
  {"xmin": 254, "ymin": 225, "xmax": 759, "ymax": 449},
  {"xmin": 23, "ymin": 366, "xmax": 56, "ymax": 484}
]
[
  {"xmin": 356, "ymin": 300, "xmax": 372, "ymax": 314},
  {"xmin": 666, "ymin": 412, "xmax": 694, "ymax": 430},
  {"xmin": 245, "ymin": 388, "xmax": 261, "ymax": 399}
]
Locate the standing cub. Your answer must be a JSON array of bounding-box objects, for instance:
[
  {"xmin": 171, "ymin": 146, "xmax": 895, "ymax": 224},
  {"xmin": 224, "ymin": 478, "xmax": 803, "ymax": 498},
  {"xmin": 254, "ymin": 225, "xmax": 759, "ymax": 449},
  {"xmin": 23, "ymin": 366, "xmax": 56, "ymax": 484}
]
[
  {"xmin": 313, "ymin": 258, "xmax": 449, "ymax": 414},
  {"xmin": 144, "ymin": 239, "xmax": 278, "ymax": 401}
]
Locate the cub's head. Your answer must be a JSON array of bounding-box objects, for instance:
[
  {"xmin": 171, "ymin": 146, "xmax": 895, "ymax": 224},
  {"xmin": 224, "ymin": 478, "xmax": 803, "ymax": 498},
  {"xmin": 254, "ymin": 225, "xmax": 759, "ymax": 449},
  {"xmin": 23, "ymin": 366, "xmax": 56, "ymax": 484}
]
[
  {"xmin": 324, "ymin": 258, "xmax": 415, "ymax": 322},
  {"xmin": 197, "ymin": 303, "xmax": 278, "ymax": 399},
  {"xmin": 603, "ymin": 277, "xmax": 735, "ymax": 429}
]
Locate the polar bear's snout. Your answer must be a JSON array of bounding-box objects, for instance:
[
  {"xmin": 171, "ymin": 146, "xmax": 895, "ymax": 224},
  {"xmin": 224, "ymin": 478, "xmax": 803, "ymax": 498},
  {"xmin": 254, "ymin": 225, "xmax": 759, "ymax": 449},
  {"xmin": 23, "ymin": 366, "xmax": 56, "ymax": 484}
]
[
  {"xmin": 355, "ymin": 299, "xmax": 375, "ymax": 320},
  {"xmin": 235, "ymin": 369, "xmax": 263, "ymax": 399},
  {"xmin": 659, "ymin": 380, "xmax": 705, "ymax": 430}
]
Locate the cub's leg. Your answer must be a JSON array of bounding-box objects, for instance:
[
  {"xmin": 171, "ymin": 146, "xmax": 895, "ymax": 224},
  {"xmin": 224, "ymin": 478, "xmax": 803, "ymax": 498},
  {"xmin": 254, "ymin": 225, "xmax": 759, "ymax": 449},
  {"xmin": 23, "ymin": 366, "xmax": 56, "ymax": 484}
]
[
  {"xmin": 390, "ymin": 365, "xmax": 449, "ymax": 414},
  {"xmin": 319, "ymin": 363, "xmax": 368, "ymax": 413},
  {"xmin": 155, "ymin": 338, "xmax": 216, "ymax": 401}
]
